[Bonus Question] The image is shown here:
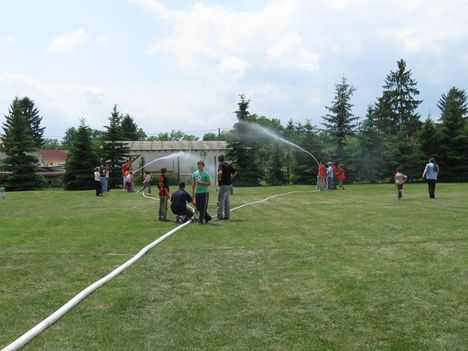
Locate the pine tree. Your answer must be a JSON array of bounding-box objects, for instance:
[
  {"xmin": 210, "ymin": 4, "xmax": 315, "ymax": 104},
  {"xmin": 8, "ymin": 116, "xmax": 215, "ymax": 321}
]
[
  {"xmin": 418, "ymin": 118, "xmax": 440, "ymax": 160},
  {"xmin": 226, "ymin": 95, "xmax": 263, "ymax": 186},
  {"xmin": 290, "ymin": 121, "xmax": 321, "ymax": 184},
  {"xmin": 322, "ymin": 76, "xmax": 358, "ymax": 162},
  {"xmin": 266, "ymin": 140, "xmax": 286, "ymax": 186},
  {"xmin": 121, "ymin": 114, "xmax": 139, "ymax": 141},
  {"xmin": 437, "ymin": 87, "xmax": 468, "ymax": 118},
  {"xmin": 63, "ymin": 119, "xmax": 99, "ymax": 190},
  {"xmin": 374, "ymin": 59, "xmax": 422, "ymax": 137},
  {"xmin": 100, "ymin": 105, "xmax": 129, "ymax": 188},
  {"xmin": 437, "ymin": 87, "xmax": 468, "ymax": 181},
  {"xmin": 355, "ymin": 106, "xmax": 387, "ymax": 182},
  {"xmin": 18, "ymin": 97, "xmax": 45, "ymax": 148},
  {"xmin": 1, "ymin": 98, "xmax": 43, "ymax": 190}
]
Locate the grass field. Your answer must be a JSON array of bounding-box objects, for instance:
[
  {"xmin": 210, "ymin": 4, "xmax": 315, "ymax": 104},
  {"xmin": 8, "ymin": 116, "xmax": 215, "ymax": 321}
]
[{"xmin": 1, "ymin": 184, "xmax": 467, "ymax": 350}]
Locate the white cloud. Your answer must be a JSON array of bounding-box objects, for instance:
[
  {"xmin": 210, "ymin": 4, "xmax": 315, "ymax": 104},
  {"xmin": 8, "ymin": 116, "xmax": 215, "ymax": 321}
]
[
  {"xmin": 48, "ymin": 27, "xmax": 89, "ymax": 54},
  {"xmin": 216, "ymin": 56, "xmax": 249, "ymax": 80},
  {"xmin": 5, "ymin": 36, "xmax": 16, "ymax": 44},
  {"xmin": 267, "ymin": 33, "xmax": 320, "ymax": 72},
  {"xmin": 139, "ymin": 0, "xmax": 320, "ymax": 78}
]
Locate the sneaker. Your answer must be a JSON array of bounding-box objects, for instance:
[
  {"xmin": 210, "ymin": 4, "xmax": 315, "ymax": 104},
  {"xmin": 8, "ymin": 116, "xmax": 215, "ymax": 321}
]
[
  {"xmin": 205, "ymin": 216, "xmax": 212, "ymax": 223},
  {"xmin": 223, "ymin": 217, "xmax": 229, "ymax": 220}
]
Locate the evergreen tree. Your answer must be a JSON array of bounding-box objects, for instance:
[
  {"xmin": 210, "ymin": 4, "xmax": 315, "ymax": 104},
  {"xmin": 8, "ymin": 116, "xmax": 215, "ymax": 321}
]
[
  {"xmin": 266, "ymin": 143, "xmax": 286, "ymax": 185},
  {"xmin": 355, "ymin": 106, "xmax": 387, "ymax": 182},
  {"xmin": 121, "ymin": 114, "xmax": 138, "ymax": 141},
  {"xmin": 100, "ymin": 105, "xmax": 129, "ymax": 188},
  {"xmin": 63, "ymin": 119, "xmax": 99, "ymax": 190},
  {"xmin": 290, "ymin": 121, "xmax": 321, "ymax": 184},
  {"xmin": 226, "ymin": 95, "xmax": 263, "ymax": 186},
  {"xmin": 437, "ymin": 87, "xmax": 468, "ymax": 118},
  {"xmin": 418, "ymin": 118, "xmax": 440, "ymax": 160},
  {"xmin": 1, "ymin": 98, "xmax": 43, "ymax": 190},
  {"xmin": 437, "ymin": 87, "xmax": 468, "ymax": 181},
  {"xmin": 322, "ymin": 76, "xmax": 358, "ymax": 162},
  {"xmin": 386, "ymin": 125, "xmax": 423, "ymax": 181},
  {"xmin": 62, "ymin": 127, "xmax": 78, "ymax": 151},
  {"xmin": 18, "ymin": 97, "xmax": 45, "ymax": 148},
  {"xmin": 374, "ymin": 59, "xmax": 422, "ymax": 137},
  {"xmin": 284, "ymin": 119, "xmax": 295, "ymax": 184}
]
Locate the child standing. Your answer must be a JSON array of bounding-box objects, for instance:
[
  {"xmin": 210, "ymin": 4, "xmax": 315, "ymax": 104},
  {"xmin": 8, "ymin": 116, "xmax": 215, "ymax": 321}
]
[
  {"xmin": 394, "ymin": 167, "xmax": 408, "ymax": 200},
  {"xmin": 138, "ymin": 171, "xmax": 152, "ymax": 195},
  {"xmin": 158, "ymin": 168, "xmax": 170, "ymax": 221},
  {"xmin": 336, "ymin": 164, "xmax": 346, "ymax": 190}
]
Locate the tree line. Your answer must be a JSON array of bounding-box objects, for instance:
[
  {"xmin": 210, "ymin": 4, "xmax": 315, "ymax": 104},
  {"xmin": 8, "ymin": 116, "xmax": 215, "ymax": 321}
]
[{"xmin": 1, "ymin": 59, "xmax": 467, "ymax": 190}]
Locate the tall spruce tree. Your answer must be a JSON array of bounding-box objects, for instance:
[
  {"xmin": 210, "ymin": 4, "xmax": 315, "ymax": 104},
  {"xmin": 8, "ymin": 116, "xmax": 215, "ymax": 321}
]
[
  {"xmin": 418, "ymin": 118, "xmax": 440, "ymax": 160},
  {"xmin": 1, "ymin": 98, "xmax": 42, "ymax": 190},
  {"xmin": 290, "ymin": 121, "xmax": 321, "ymax": 184},
  {"xmin": 322, "ymin": 76, "xmax": 358, "ymax": 163},
  {"xmin": 437, "ymin": 87, "xmax": 468, "ymax": 181},
  {"xmin": 266, "ymin": 143, "xmax": 286, "ymax": 185},
  {"xmin": 374, "ymin": 59, "xmax": 422, "ymax": 137},
  {"xmin": 356, "ymin": 106, "xmax": 387, "ymax": 182},
  {"xmin": 63, "ymin": 119, "xmax": 99, "ymax": 190},
  {"xmin": 100, "ymin": 105, "xmax": 129, "ymax": 188},
  {"xmin": 121, "ymin": 114, "xmax": 139, "ymax": 141},
  {"xmin": 18, "ymin": 97, "xmax": 45, "ymax": 148},
  {"xmin": 226, "ymin": 95, "xmax": 262, "ymax": 186}
]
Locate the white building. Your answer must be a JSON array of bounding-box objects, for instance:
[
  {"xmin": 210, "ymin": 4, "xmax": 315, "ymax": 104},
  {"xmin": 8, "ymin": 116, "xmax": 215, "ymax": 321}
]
[{"xmin": 125, "ymin": 140, "xmax": 227, "ymax": 182}]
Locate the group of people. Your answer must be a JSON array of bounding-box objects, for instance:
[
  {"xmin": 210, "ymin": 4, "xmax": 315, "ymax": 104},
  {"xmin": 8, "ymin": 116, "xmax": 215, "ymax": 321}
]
[
  {"xmin": 172, "ymin": 155, "xmax": 237, "ymax": 224},
  {"xmin": 317, "ymin": 161, "xmax": 346, "ymax": 191},
  {"xmin": 393, "ymin": 157, "xmax": 439, "ymax": 200},
  {"xmin": 137, "ymin": 155, "xmax": 237, "ymax": 225},
  {"xmin": 93, "ymin": 166, "xmax": 110, "ymax": 196}
]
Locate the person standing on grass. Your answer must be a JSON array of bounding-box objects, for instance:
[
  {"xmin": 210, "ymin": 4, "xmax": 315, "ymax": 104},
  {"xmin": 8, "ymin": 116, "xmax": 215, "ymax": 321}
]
[
  {"xmin": 125, "ymin": 170, "xmax": 134, "ymax": 192},
  {"xmin": 192, "ymin": 160, "xmax": 212, "ymax": 224},
  {"xmin": 100, "ymin": 167, "xmax": 107, "ymax": 193},
  {"xmin": 216, "ymin": 154, "xmax": 237, "ymax": 220},
  {"xmin": 158, "ymin": 168, "xmax": 170, "ymax": 221},
  {"xmin": 104, "ymin": 165, "xmax": 110, "ymax": 192},
  {"xmin": 394, "ymin": 167, "xmax": 408, "ymax": 200},
  {"xmin": 138, "ymin": 171, "xmax": 152, "ymax": 196},
  {"xmin": 317, "ymin": 161, "xmax": 327, "ymax": 191},
  {"xmin": 94, "ymin": 167, "xmax": 102, "ymax": 196},
  {"xmin": 122, "ymin": 159, "xmax": 131, "ymax": 191},
  {"xmin": 326, "ymin": 162, "xmax": 335, "ymax": 190},
  {"xmin": 336, "ymin": 164, "xmax": 346, "ymax": 190},
  {"xmin": 422, "ymin": 157, "xmax": 439, "ymax": 199}
]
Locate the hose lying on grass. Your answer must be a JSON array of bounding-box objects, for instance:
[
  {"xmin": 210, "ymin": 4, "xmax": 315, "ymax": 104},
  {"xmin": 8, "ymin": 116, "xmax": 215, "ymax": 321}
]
[{"xmin": 2, "ymin": 190, "xmax": 307, "ymax": 351}]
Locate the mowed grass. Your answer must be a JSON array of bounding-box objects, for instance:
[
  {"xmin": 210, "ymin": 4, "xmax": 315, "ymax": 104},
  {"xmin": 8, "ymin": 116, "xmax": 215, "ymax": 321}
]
[{"xmin": 0, "ymin": 184, "xmax": 467, "ymax": 350}]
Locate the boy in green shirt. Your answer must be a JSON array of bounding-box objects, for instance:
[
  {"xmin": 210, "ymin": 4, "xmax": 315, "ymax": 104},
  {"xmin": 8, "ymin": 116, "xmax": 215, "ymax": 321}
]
[{"xmin": 192, "ymin": 160, "xmax": 212, "ymax": 224}]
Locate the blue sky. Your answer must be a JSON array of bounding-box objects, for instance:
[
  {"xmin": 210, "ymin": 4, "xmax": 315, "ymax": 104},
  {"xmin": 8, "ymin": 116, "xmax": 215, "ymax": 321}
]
[{"xmin": 1, "ymin": 0, "xmax": 467, "ymax": 139}]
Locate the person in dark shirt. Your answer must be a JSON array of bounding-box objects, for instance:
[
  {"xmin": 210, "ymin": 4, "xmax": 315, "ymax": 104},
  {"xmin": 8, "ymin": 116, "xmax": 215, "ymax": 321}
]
[
  {"xmin": 158, "ymin": 167, "xmax": 170, "ymax": 221},
  {"xmin": 170, "ymin": 182, "xmax": 195, "ymax": 223},
  {"xmin": 216, "ymin": 154, "xmax": 237, "ymax": 220}
]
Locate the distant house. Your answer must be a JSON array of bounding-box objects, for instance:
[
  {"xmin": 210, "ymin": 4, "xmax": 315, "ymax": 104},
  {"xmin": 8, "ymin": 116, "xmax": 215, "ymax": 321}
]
[
  {"xmin": 124, "ymin": 140, "xmax": 227, "ymax": 180},
  {"xmin": 38, "ymin": 150, "xmax": 68, "ymax": 167}
]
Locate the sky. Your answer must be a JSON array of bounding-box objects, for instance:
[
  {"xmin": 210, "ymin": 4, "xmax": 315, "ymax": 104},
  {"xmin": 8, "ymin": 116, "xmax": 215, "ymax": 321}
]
[{"xmin": 1, "ymin": 0, "xmax": 468, "ymax": 139}]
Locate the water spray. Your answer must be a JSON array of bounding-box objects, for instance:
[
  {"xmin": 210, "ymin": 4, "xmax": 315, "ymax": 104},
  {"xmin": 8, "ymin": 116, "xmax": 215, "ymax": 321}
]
[
  {"xmin": 133, "ymin": 151, "xmax": 187, "ymax": 173},
  {"xmin": 240, "ymin": 121, "xmax": 320, "ymax": 166}
]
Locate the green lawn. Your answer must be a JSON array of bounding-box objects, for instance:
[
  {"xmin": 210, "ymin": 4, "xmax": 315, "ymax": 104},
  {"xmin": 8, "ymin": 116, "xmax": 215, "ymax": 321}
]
[{"xmin": 1, "ymin": 184, "xmax": 467, "ymax": 350}]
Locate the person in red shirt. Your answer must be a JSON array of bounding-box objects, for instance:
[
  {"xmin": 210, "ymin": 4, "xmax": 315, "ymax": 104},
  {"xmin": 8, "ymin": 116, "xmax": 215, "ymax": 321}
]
[
  {"xmin": 317, "ymin": 161, "xmax": 327, "ymax": 191},
  {"xmin": 335, "ymin": 164, "xmax": 346, "ymax": 190},
  {"xmin": 122, "ymin": 159, "xmax": 131, "ymax": 191}
]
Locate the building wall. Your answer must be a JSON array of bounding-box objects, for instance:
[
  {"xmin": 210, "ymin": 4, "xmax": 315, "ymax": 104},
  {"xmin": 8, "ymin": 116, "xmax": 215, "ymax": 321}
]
[{"xmin": 130, "ymin": 149, "xmax": 223, "ymax": 182}]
